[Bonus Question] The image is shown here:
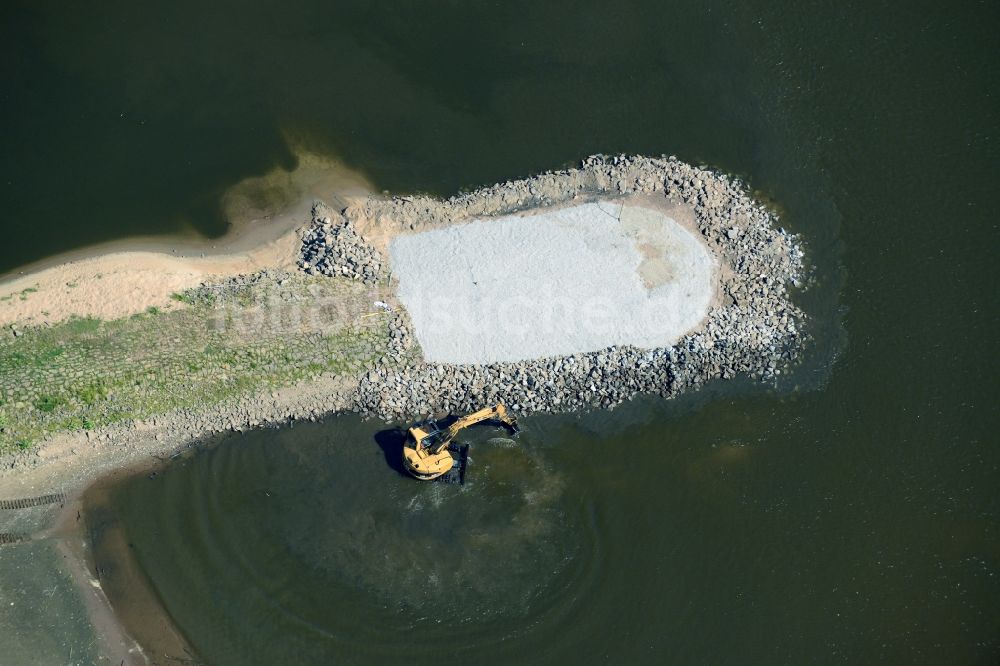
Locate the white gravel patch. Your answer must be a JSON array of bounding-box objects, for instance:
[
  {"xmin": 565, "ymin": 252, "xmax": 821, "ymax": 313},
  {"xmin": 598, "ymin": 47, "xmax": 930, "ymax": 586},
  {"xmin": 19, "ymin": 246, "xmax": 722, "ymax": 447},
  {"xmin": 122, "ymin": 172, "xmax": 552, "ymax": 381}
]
[{"xmin": 389, "ymin": 202, "xmax": 716, "ymax": 363}]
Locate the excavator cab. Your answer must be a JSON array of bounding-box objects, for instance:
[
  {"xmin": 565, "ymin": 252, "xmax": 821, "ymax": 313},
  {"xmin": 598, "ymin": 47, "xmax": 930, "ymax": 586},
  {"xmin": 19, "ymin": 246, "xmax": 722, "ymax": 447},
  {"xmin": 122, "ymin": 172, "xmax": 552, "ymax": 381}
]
[
  {"xmin": 402, "ymin": 404, "xmax": 519, "ymax": 483},
  {"xmin": 412, "ymin": 420, "xmax": 443, "ymax": 448}
]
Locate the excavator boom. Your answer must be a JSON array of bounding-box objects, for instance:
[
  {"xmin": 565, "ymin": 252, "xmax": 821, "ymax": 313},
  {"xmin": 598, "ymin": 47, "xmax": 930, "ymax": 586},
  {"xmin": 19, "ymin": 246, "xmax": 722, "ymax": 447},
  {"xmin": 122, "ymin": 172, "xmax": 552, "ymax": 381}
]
[
  {"xmin": 402, "ymin": 403, "xmax": 519, "ymax": 482},
  {"xmin": 436, "ymin": 404, "xmax": 519, "ymax": 453}
]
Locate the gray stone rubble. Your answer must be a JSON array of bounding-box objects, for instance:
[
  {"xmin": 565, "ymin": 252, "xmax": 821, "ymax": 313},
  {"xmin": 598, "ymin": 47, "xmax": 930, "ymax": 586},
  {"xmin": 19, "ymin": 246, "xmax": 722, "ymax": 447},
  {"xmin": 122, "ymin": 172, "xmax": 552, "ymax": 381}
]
[
  {"xmin": 305, "ymin": 154, "xmax": 807, "ymax": 420},
  {"xmin": 298, "ymin": 202, "xmax": 383, "ymax": 284}
]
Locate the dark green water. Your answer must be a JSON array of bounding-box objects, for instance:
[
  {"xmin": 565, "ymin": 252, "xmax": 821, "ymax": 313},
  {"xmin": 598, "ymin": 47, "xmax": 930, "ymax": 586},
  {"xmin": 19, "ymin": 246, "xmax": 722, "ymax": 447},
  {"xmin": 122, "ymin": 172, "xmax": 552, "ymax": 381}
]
[{"xmin": 7, "ymin": 0, "xmax": 997, "ymax": 662}]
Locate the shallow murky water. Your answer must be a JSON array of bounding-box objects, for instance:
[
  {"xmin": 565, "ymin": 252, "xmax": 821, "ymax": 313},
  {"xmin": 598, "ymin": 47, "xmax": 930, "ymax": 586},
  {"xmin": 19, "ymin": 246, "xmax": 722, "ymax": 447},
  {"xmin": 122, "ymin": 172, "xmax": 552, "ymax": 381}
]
[
  {"xmin": 99, "ymin": 378, "xmax": 1000, "ymax": 665},
  {"xmin": 98, "ymin": 416, "xmax": 599, "ymax": 663}
]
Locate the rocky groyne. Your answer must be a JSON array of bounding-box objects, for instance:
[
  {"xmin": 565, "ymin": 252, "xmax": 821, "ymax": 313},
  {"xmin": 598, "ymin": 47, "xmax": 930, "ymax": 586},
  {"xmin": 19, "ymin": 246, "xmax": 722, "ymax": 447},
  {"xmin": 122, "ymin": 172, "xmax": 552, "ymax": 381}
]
[
  {"xmin": 298, "ymin": 154, "xmax": 807, "ymax": 420},
  {"xmin": 298, "ymin": 203, "xmax": 383, "ymax": 284},
  {"xmin": 0, "ymin": 154, "xmax": 807, "ymax": 488}
]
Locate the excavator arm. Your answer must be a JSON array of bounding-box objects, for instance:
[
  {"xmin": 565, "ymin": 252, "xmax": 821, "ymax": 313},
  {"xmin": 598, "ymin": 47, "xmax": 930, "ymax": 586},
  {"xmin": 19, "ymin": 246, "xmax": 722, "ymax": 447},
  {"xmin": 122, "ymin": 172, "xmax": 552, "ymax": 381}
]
[{"xmin": 430, "ymin": 404, "xmax": 519, "ymax": 454}]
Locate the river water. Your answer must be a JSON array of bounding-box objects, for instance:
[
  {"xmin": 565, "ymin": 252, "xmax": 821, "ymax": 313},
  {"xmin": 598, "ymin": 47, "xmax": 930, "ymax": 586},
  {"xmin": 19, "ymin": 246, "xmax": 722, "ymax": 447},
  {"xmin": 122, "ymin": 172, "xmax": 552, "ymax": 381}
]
[{"xmin": 2, "ymin": 0, "xmax": 998, "ymax": 663}]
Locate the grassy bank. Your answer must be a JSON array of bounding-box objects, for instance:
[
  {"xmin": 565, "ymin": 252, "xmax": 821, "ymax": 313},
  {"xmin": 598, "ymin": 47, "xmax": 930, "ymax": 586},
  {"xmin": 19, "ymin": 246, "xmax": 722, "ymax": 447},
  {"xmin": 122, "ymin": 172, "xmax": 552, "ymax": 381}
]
[{"xmin": 0, "ymin": 274, "xmax": 395, "ymax": 454}]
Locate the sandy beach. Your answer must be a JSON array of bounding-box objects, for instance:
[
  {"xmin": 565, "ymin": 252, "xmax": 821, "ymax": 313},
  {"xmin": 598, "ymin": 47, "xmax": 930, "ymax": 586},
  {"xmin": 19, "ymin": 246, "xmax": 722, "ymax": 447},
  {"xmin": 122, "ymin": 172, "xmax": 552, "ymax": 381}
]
[{"xmin": 0, "ymin": 152, "xmax": 373, "ymax": 328}]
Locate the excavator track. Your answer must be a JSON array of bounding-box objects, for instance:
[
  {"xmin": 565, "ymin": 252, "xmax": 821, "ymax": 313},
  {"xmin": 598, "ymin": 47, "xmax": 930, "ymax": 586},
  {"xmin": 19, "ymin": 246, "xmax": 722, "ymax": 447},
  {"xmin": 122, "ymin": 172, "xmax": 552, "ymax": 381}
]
[
  {"xmin": 0, "ymin": 493, "xmax": 66, "ymax": 511},
  {"xmin": 434, "ymin": 443, "xmax": 469, "ymax": 485},
  {"xmin": 0, "ymin": 533, "xmax": 29, "ymax": 547}
]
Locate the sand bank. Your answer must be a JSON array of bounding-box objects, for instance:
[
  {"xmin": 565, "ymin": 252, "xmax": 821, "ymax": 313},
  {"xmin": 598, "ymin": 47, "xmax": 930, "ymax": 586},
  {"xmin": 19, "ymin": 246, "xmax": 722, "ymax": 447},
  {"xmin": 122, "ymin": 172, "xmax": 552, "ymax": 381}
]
[
  {"xmin": 0, "ymin": 236, "xmax": 298, "ymax": 328},
  {"xmin": 0, "ymin": 152, "xmax": 373, "ymax": 328}
]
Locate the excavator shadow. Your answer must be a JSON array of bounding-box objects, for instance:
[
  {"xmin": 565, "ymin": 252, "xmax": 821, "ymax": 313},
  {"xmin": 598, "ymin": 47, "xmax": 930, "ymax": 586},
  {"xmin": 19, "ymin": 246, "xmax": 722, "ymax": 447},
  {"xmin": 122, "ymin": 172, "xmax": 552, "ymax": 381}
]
[{"xmin": 375, "ymin": 428, "xmax": 410, "ymax": 479}]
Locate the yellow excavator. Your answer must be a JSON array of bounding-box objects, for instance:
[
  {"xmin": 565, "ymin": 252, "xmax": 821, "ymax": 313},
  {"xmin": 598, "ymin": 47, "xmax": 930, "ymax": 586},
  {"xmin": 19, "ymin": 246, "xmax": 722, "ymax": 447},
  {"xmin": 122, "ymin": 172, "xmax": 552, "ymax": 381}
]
[{"xmin": 403, "ymin": 403, "xmax": 520, "ymax": 483}]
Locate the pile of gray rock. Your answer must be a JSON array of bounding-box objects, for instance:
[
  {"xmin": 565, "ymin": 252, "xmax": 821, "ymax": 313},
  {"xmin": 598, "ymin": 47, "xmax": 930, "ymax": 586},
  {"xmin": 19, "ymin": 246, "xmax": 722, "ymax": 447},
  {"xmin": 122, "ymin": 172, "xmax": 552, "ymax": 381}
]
[
  {"xmin": 307, "ymin": 154, "xmax": 807, "ymax": 420},
  {"xmin": 298, "ymin": 203, "xmax": 383, "ymax": 284}
]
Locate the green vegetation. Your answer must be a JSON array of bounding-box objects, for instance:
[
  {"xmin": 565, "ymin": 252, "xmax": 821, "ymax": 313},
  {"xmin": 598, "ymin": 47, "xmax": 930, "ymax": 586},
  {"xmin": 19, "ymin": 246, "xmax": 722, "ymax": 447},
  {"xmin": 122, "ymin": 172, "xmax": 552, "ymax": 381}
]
[
  {"xmin": 33, "ymin": 394, "xmax": 64, "ymax": 413},
  {"xmin": 63, "ymin": 317, "xmax": 101, "ymax": 336},
  {"xmin": 0, "ymin": 274, "xmax": 399, "ymax": 454},
  {"xmin": 72, "ymin": 381, "xmax": 108, "ymax": 405}
]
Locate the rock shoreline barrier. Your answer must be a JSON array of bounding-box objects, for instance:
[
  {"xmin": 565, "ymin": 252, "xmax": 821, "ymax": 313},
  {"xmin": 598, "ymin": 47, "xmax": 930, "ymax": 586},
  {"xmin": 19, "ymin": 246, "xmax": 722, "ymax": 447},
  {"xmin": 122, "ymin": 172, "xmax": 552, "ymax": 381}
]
[
  {"xmin": 0, "ymin": 154, "xmax": 806, "ymax": 486},
  {"xmin": 304, "ymin": 154, "xmax": 806, "ymax": 419}
]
